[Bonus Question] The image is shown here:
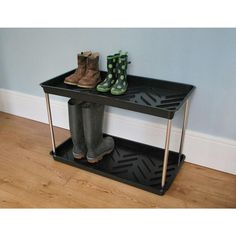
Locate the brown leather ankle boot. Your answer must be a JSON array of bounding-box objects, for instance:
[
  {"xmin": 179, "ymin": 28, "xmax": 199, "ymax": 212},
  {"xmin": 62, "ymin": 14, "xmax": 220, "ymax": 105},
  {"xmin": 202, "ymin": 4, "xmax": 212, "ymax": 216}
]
[
  {"xmin": 64, "ymin": 51, "xmax": 92, "ymax": 85},
  {"xmin": 77, "ymin": 52, "xmax": 101, "ymax": 88}
]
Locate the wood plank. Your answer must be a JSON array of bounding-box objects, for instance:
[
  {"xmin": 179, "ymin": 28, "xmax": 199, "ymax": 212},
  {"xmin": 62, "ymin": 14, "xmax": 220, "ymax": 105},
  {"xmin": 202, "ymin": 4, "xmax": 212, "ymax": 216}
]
[{"xmin": 0, "ymin": 112, "xmax": 235, "ymax": 208}]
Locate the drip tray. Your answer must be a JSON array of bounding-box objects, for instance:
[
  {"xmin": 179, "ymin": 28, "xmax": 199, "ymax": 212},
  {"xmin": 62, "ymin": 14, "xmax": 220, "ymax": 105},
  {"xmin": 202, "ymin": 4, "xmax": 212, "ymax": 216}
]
[{"xmin": 52, "ymin": 135, "xmax": 185, "ymax": 195}]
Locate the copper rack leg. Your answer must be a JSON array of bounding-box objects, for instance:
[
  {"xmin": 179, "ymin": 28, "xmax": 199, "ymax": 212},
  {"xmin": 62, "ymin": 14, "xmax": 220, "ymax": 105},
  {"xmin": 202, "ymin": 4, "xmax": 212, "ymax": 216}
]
[
  {"xmin": 45, "ymin": 93, "xmax": 56, "ymax": 154},
  {"xmin": 178, "ymin": 99, "xmax": 189, "ymax": 165},
  {"xmin": 161, "ymin": 119, "xmax": 172, "ymax": 188}
]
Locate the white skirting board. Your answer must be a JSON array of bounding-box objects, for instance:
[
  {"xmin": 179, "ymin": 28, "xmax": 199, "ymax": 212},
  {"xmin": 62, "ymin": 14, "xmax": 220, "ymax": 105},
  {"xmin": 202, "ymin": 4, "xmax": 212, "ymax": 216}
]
[{"xmin": 0, "ymin": 88, "xmax": 235, "ymax": 175}]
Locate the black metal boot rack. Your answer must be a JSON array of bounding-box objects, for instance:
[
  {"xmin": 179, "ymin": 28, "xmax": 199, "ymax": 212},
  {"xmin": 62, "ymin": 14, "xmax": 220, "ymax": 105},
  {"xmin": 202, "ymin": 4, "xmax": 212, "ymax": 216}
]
[{"xmin": 41, "ymin": 70, "xmax": 195, "ymax": 195}]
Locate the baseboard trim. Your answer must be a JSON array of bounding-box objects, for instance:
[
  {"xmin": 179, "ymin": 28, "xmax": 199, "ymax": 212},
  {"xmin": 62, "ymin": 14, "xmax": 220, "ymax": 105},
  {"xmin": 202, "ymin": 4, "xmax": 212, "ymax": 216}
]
[{"xmin": 1, "ymin": 88, "xmax": 235, "ymax": 175}]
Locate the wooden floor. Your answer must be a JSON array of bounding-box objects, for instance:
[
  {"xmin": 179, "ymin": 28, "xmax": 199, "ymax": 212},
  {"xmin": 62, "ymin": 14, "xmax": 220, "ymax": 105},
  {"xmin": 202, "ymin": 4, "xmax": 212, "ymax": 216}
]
[{"xmin": 0, "ymin": 112, "xmax": 235, "ymax": 208}]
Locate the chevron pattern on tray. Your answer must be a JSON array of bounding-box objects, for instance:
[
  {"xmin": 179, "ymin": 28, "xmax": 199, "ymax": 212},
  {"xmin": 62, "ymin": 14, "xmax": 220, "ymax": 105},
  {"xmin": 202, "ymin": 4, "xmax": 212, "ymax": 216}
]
[
  {"xmin": 118, "ymin": 86, "xmax": 187, "ymax": 112},
  {"xmin": 90, "ymin": 138, "xmax": 179, "ymax": 188},
  {"xmin": 55, "ymin": 136, "xmax": 184, "ymax": 195}
]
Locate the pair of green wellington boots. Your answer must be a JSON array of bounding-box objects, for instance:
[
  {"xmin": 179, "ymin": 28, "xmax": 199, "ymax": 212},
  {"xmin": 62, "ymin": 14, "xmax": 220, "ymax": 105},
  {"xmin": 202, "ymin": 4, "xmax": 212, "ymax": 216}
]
[{"xmin": 96, "ymin": 51, "xmax": 130, "ymax": 95}]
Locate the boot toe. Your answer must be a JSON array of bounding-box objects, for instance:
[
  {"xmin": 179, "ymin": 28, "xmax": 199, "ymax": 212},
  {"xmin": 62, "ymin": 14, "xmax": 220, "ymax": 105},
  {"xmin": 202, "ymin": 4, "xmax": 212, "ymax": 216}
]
[
  {"xmin": 96, "ymin": 84, "xmax": 111, "ymax": 92},
  {"xmin": 78, "ymin": 78, "xmax": 94, "ymax": 88},
  {"xmin": 72, "ymin": 146, "xmax": 86, "ymax": 160},
  {"xmin": 64, "ymin": 75, "xmax": 78, "ymax": 85},
  {"xmin": 73, "ymin": 151, "xmax": 85, "ymax": 160},
  {"xmin": 111, "ymin": 87, "xmax": 127, "ymax": 95}
]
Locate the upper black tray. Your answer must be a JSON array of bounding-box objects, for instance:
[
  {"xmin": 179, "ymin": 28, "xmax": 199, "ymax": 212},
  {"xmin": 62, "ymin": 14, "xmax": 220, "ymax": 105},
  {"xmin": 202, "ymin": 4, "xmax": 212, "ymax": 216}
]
[{"xmin": 41, "ymin": 69, "xmax": 195, "ymax": 119}]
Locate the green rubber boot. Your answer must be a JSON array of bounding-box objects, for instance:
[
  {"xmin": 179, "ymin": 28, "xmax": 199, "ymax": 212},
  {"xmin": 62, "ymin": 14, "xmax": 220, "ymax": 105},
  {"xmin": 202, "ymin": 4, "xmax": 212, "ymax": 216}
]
[
  {"xmin": 111, "ymin": 52, "xmax": 130, "ymax": 96},
  {"xmin": 96, "ymin": 52, "xmax": 120, "ymax": 93}
]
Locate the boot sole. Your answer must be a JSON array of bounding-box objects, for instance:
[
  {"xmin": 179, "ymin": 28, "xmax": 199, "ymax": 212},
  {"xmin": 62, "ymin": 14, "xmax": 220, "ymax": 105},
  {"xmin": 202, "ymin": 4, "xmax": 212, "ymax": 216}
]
[
  {"xmin": 96, "ymin": 87, "xmax": 111, "ymax": 93},
  {"xmin": 73, "ymin": 152, "xmax": 85, "ymax": 160},
  {"xmin": 77, "ymin": 78, "xmax": 101, "ymax": 89},
  {"xmin": 64, "ymin": 81, "xmax": 78, "ymax": 86},
  {"xmin": 87, "ymin": 148, "xmax": 113, "ymax": 164},
  {"xmin": 111, "ymin": 85, "xmax": 128, "ymax": 95},
  {"xmin": 77, "ymin": 84, "xmax": 96, "ymax": 89}
]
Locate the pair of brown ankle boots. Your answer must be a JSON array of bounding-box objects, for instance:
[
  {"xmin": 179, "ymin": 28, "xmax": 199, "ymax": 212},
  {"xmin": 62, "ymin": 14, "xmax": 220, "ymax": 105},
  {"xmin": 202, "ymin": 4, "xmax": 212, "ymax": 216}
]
[{"xmin": 64, "ymin": 51, "xmax": 101, "ymax": 88}]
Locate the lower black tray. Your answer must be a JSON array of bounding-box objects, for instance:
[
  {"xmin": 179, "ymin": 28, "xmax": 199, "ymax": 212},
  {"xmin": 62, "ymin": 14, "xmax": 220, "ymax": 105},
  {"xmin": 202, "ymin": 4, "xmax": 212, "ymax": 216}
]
[{"xmin": 52, "ymin": 135, "xmax": 185, "ymax": 195}]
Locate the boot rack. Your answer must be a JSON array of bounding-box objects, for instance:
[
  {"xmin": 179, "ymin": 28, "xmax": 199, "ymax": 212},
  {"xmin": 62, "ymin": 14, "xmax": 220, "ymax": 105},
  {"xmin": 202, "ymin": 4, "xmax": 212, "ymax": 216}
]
[{"xmin": 41, "ymin": 70, "xmax": 195, "ymax": 195}]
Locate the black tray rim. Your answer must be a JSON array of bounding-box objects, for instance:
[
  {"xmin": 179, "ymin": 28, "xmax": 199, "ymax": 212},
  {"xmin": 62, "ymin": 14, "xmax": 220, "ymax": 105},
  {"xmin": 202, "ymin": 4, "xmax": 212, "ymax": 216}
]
[
  {"xmin": 40, "ymin": 69, "xmax": 195, "ymax": 119},
  {"xmin": 41, "ymin": 69, "xmax": 196, "ymax": 91}
]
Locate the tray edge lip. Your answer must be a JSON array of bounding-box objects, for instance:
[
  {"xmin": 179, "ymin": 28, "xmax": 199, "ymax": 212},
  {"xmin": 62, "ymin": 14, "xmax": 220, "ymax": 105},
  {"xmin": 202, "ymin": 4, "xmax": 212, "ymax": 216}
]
[
  {"xmin": 40, "ymin": 69, "xmax": 196, "ymax": 119},
  {"xmin": 40, "ymin": 69, "xmax": 196, "ymax": 89}
]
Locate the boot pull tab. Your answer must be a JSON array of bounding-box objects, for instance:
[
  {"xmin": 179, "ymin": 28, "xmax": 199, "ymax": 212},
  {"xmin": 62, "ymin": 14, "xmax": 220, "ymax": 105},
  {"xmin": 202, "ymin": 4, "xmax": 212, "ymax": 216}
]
[{"xmin": 119, "ymin": 50, "xmax": 128, "ymax": 56}]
